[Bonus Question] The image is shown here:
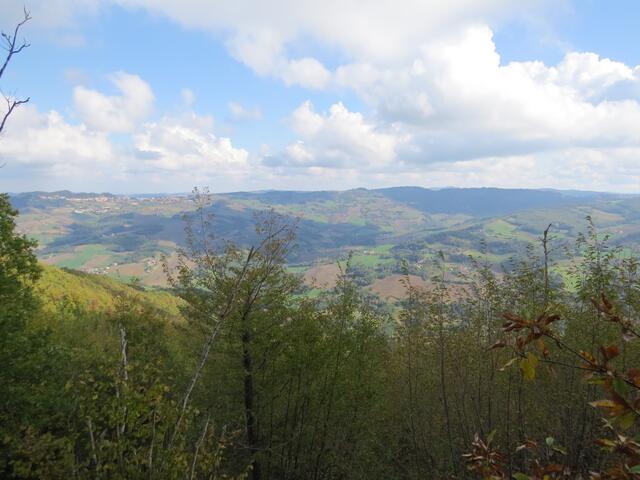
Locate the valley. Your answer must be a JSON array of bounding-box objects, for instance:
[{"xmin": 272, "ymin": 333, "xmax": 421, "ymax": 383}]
[{"xmin": 12, "ymin": 187, "xmax": 640, "ymax": 301}]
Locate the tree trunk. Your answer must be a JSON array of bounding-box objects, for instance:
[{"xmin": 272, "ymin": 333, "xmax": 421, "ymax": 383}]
[{"xmin": 243, "ymin": 325, "xmax": 261, "ymax": 480}]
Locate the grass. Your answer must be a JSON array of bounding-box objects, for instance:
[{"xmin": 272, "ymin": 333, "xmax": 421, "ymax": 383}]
[
  {"xmin": 348, "ymin": 217, "xmax": 367, "ymax": 227},
  {"xmin": 372, "ymin": 244, "xmax": 394, "ymax": 254},
  {"xmin": 350, "ymin": 252, "xmax": 395, "ymax": 268},
  {"xmin": 106, "ymin": 271, "xmax": 140, "ymax": 284},
  {"xmin": 305, "ymin": 288, "xmax": 324, "ymax": 298},
  {"xmin": 56, "ymin": 244, "xmax": 113, "ymax": 269},
  {"xmin": 617, "ymin": 247, "xmax": 639, "ymax": 259},
  {"xmin": 484, "ymin": 219, "xmax": 517, "ymax": 237}
]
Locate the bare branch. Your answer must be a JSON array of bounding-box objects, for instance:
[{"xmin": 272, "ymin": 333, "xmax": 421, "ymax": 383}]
[
  {"xmin": 0, "ymin": 94, "xmax": 29, "ymax": 134},
  {"xmin": 0, "ymin": 8, "xmax": 31, "ymax": 80},
  {"xmin": 0, "ymin": 8, "xmax": 31, "ymax": 137}
]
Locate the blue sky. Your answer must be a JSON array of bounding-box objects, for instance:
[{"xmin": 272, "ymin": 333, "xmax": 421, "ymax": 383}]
[{"xmin": 1, "ymin": 0, "xmax": 639, "ymax": 193}]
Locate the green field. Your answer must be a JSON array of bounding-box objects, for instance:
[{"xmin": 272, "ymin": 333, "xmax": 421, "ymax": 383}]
[{"xmin": 56, "ymin": 244, "xmax": 113, "ymax": 269}]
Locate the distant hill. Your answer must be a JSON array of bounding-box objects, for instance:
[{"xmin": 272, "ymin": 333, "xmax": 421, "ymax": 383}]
[
  {"xmin": 9, "ymin": 187, "xmax": 640, "ymax": 301},
  {"xmin": 10, "ymin": 190, "xmax": 117, "ymax": 210},
  {"xmin": 220, "ymin": 186, "xmax": 618, "ymax": 216},
  {"xmin": 375, "ymin": 187, "xmax": 611, "ymax": 216}
]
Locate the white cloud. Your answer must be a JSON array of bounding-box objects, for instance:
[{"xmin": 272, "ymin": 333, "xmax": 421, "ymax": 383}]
[
  {"xmin": 108, "ymin": 0, "xmax": 549, "ymax": 88},
  {"xmin": 0, "ymin": 104, "xmax": 251, "ymax": 192},
  {"xmin": 554, "ymin": 52, "xmax": 637, "ymax": 99},
  {"xmin": 0, "ymin": 0, "xmax": 102, "ymax": 29},
  {"xmin": 264, "ymin": 23, "xmax": 640, "ymax": 191},
  {"xmin": 9, "ymin": 0, "xmax": 640, "ymax": 192},
  {"xmin": 281, "ymin": 57, "xmax": 330, "ymax": 89},
  {"xmin": 415, "ymin": 148, "xmax": 640, "ymax": 193},
  {"xmin": 376, "ymin": 26, "xmax": 640, "ymax": 161},
  {"xmin": 228, "ymin": 101, "xmax": 262, "ymax": 121},
  {"xmin": 64, "ymin": 68, "xmax": 90, "ymax": 85},
  {"xmin": 0, "ymin": 105, "xmax": 114, "ymax": 172},
  {"xmin": 114, "ymin": 0, "xmax": 548, "ymax": 62},
  {"xmin": 133, "ymin": 113, "xmax": 249, "ymax": 174},
  {"xmin": 276, "ymin": 101, "xmax": 403, "ymax": 169},
  {"xmin": 73, "ymin": 72, "xmax": 154, "ymax": 132},
  {"xmin": 226, "ymin": 31, "xmax": 330, "ymax": 89}
]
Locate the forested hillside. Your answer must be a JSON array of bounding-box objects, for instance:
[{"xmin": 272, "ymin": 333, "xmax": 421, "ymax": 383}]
[
  {"xmin": 3, "ymin": 190, "xmax": 640, "ymax": 479},
  {"xmin": 36, "ymin": 265, "xmax": 184, "ymax": 318}
]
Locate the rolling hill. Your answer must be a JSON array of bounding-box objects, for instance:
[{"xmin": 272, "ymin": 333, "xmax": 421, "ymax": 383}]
[{"xmin": 10, "ymin": 187, "xmax": 640, "ymax": 301}]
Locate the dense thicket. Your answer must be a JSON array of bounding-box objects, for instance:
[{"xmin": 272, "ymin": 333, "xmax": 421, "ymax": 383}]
[{"xmin": 2, "ymin": 191, "xmax": 640, "ymax": 479}]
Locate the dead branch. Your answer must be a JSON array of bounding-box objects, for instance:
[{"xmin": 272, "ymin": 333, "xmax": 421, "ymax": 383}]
[{"xmin": 0, "ymin": 8, "xmax": 31, "ymax": 136}]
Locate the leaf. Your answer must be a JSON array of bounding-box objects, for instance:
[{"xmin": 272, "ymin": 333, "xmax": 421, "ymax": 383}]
[
  {"xmin": 519, "ymin": 352, "xmax": 539, "ymax": 381},
  {"xmin": 551, "ymin": 445, "xmax": 568, "ymax": 455},
  {"xmin": 500, "ymin": 357, "xmax": 518, "ymax": 371},
  {"xmin": 589, "ymin": 399, "xmax": 617, "ymax": 409},
  {"xmin": 513, "ymin": 473, "xmax": 530, "ymax": 480},
  {"xmin": 580, "ymin": 350, "xmax": 596, "ymax": 364},
  {"xmin": 527, "ymin": 351, "xmax": 539, "ymax": 369},
  {"xmin": 487, "ymin": 429, "xmax": 497, "ymax": 445},
  {"xmin": 612, "ymin": 377, "xmax": 627, "ymax": 397},
  {"xmin": 545, "ymin": 436, "xmax": 555, "ymax": 447},
  {"xmin": 628, "ymin": 368, "xmax": 640, "ymax": 387},
  {"xmin": 617, "ymin": 412, "xmax": 636, "ymax": 430},
  {"xmin": 520, "ymin": 357, "xmax": 535, "ymax": 381},
  {"xmin": 601, "ymin": 344, "xmax": 620, "ymax": 361}
]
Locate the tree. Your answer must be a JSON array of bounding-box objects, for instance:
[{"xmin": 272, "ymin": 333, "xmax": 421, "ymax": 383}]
[
  {"xmin": 166, "ymin": 189, "xmax": 298, "ymax": 479},
  {"xmin": 0, "ymin": 193, "xmax": 40, "ymax": 323},
  {"xmin": 0, "ymin": 8, "xmax": 31, "ymax": 136},
  {"xmin": 0, "ymin": 192, "xmax": 44, "ymax": 474}
]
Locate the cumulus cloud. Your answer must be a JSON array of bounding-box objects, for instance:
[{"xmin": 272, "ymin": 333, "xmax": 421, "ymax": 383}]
[
  {"xmin": 108, "ymin": 0, "xmax": 543, "ymax": 88},
  {"xmin": 8, "ymin": 0, "xmax": 640, "ymax": 192},
  {"xmin": 113, "ymin": 0, "xmax": 545, "ymax": 63},
  {"xmin": 281, "ymin": 58, "xmax": 331, "ymax": 89},
  {"xmin": 357, "ymin": 26, "xmax": 640, "ymax": 163},
  {"xmin": 73, "ymin": 72, "xmax": 154, "ymax": 132},
  {"xmin": 0, "ymin": 104, "xmax": 251, "ymax": 192},
  {"xmin": 272, "ymin": 25, "xmax": 640, "ymax": 192},
  {"xmin": 0, "ymin": 105, "xmax": 115, "ymax": 172},
  {"xmin": 133, "ymin": 113, "xmax": 249, "ymax": 174},
  {"xmin": 273, "ymin": 101, "xmax": 402, "ymax": 169},
  {"xmin": 226, "ymin": 31, "xmax": 331, "ymax": 89},
  {"xmin": 105, "ymin": 1, "xmax": 640, "ymax": 188}
]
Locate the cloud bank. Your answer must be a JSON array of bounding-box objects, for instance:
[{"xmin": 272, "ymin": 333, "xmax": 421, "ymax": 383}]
[{"xmin": 2, "ymin": 0, "xmax": 640, "ymax": 192}]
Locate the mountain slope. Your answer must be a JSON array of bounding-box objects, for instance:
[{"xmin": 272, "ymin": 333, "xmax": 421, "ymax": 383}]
[{"xmin": 36, "ymin": 265, "xmax": 184, "ymax": 319}]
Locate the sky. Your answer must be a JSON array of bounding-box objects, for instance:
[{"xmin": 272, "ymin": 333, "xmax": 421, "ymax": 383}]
[{"xmin": 0, "ymin": 0, "xmax": 639, "ymax": 194}]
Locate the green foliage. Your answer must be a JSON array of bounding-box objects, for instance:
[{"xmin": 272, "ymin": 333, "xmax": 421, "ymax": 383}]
[
  {"xmin": 6, "ymin": 189, "xmax": 640, "ymax": 479},
  {"xmin": 36, "ymin": 265, "xmax": 184, "ymax": 319},
  {"xmin": 0, "ymin": 193, "xmax": 41, "ymax": 332}
]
